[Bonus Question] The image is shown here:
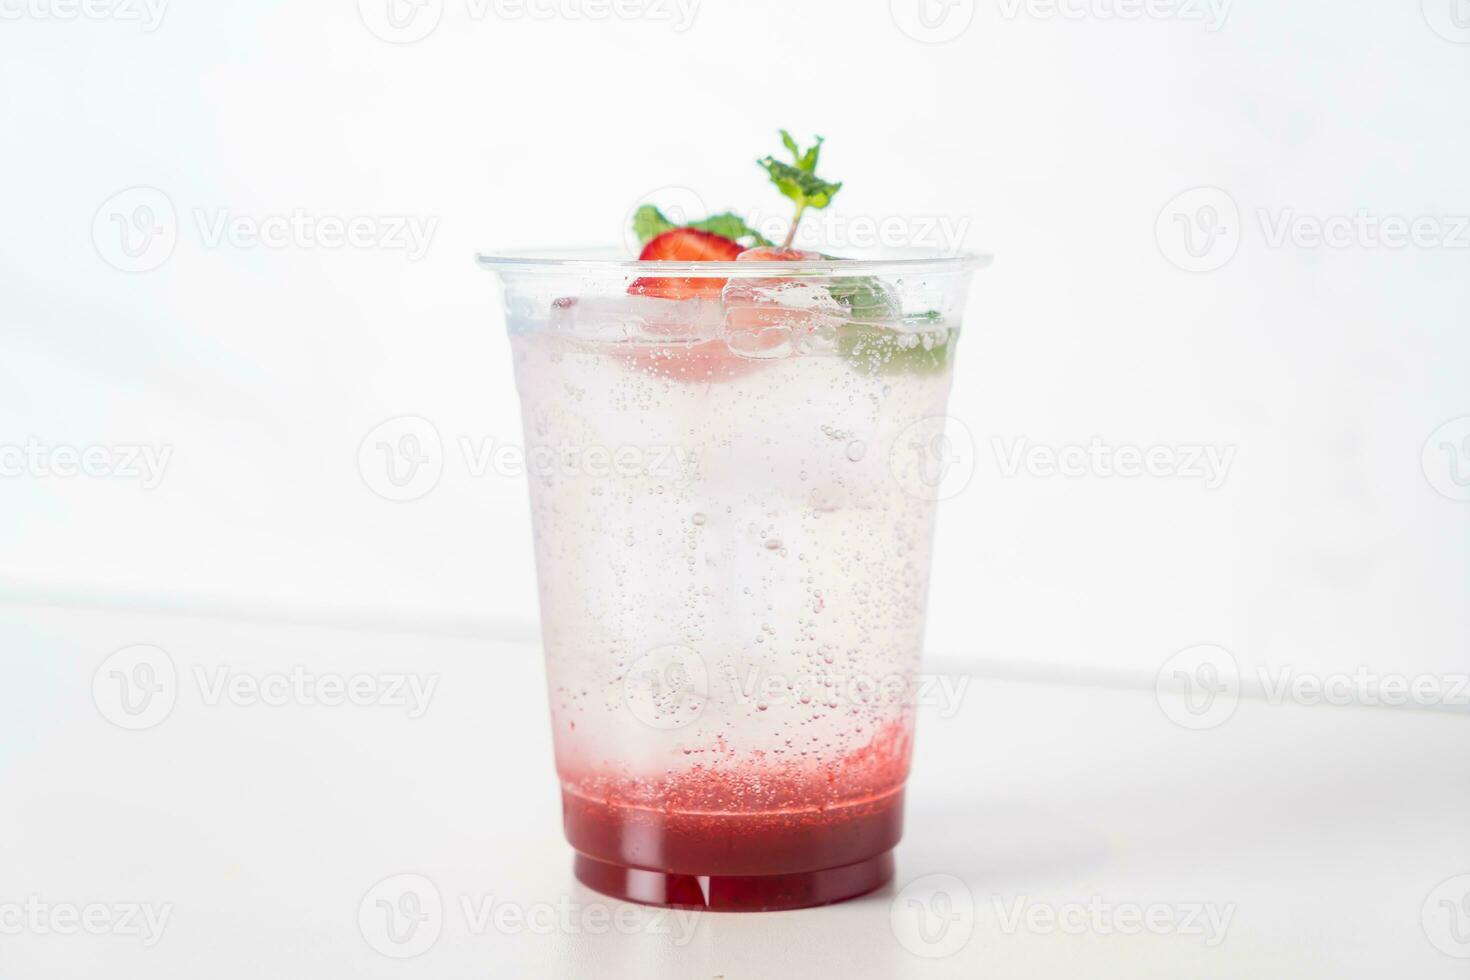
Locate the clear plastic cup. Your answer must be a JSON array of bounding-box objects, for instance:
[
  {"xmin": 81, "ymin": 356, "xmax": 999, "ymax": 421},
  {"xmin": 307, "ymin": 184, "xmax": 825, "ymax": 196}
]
[{"xmin": 479, "ymin": 247, "xmax": 987, "ymax": 911}]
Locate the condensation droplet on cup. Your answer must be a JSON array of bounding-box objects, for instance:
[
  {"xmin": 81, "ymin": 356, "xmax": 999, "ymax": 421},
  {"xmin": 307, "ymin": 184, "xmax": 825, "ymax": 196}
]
[
  {"xmin": 691, "ymin": 512, "xmax": 707, "ymax": 526},
  {"xmin": 764, "ymin": 539, "xmax": 783, "ymax": 551},
  {"xmin": 845, "ymin": 440, "xmax": 867, "ymax": 462}
]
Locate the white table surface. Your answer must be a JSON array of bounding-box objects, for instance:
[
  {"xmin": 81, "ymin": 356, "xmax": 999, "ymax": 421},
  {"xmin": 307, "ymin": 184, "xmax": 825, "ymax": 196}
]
[{"xmin": 2, "ymin": 599, "xmax": 1466, "ymax": 979}]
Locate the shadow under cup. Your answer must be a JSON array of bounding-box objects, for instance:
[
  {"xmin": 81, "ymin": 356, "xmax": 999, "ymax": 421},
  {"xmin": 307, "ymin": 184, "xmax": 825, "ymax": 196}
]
[{"xmin": 480, "ymin": 248, "xmax": 986, "ymax": 911}]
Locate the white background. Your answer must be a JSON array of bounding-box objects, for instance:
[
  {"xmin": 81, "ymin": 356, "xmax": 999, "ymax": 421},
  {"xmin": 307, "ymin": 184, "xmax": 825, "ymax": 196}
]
[{"xmin": 3, "ymin": 4, "xmax": 1469, "ymax": 681}]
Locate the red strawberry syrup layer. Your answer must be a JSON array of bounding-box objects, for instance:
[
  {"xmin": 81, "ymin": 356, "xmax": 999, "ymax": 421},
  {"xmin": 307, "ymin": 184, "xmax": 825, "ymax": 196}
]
[{"xmin": 560, "ymin": 720, "xmax": 912, "ymax": 911}]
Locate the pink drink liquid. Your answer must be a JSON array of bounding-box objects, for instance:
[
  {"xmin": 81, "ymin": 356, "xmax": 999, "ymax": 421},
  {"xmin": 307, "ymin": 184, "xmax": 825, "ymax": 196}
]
[{"xmin": 510, "ymin": 297, "xmax": 956, "ymax": 910}]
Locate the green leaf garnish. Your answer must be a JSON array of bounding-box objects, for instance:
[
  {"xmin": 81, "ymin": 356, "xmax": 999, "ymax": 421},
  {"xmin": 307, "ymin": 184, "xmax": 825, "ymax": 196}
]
[
  {"xmin": 837, "ymin": 323, "xmax": 956, "ymax": 376},
  {"xmin": 632, "ymin": 204, "xmax": 678, "ymax": 244},
  {"xmin": 827, "ymin": 275, "xmax": 899, "ymax": 322},
  {"xmin": 687, "ymin": 212, "xmax": 773, "ymax": 247},
  {"xmin": 759, "ymin": 159, "xmax": 842, "ymax": 209},
  {"xmin": 758, "ymin": 130, "xmax": 842, "ymax": 247},
  {"xmin": 631, "ymin": 205, "xmax": 773, "ymax": 248}
]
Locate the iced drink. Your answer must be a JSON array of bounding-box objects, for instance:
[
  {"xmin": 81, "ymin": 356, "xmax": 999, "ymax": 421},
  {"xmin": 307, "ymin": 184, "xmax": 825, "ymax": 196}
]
[{"xmin": 482, "ymin": 245, "xmax": 982, "ymax": 911}]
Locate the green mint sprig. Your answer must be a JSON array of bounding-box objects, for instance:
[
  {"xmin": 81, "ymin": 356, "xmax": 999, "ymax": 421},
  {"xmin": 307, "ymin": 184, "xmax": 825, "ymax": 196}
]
[
  {"xmin": 631, "ymin": 205, "xmax": 772, "ymax": 247},
  {"xmin": 757, "ymin": 130, "xmax": 843, "ymax": 248}
]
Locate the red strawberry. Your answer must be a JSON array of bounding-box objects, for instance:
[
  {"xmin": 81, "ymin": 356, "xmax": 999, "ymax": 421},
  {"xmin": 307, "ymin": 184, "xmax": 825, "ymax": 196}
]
[
  {"xmin": 629, "ymin": 228, "xmax": 745, "ymax": 300},
  {"xmin": 639, "ymin": 228, "xmax": 746, "ymax": 261}
]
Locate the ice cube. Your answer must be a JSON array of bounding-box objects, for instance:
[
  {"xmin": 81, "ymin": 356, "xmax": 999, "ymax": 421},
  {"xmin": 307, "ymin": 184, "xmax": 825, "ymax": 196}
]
[
  {"xmin": 720, "ymin": 278, "xmax": 844, "ymax": 359},
  {"xmin": 548, "ymin": 294, "xmax": 725, "ymax": 344}
]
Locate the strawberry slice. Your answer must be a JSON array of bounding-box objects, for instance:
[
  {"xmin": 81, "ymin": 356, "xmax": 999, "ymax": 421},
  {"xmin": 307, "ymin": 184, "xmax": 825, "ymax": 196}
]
[
  {"xmin": 629, "ymin": 228, "xmax": 744, "ymax": 299},
  {"xmin": 639, "ymin": 228, "xmax": 746, "ymax": 261}
]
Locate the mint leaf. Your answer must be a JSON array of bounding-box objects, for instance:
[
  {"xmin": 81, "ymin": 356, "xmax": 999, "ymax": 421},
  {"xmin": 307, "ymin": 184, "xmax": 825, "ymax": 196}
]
[
  {"xmin": 758, "ymin": 157, "xmax": 842, "ymax": 210},
  {"xmin": 759, "ymin": 131, "xmax": 842, "ymax": 247},
  {"xmin": 687, "ymin": 212, "xmax": 773, "ymax": 247},
  {"xmin": 780, "ymin": 129, "xmax": 802, "ymax": 161},
  {"xmin": 778, "ymin": 129, "xmax": 823, "ymax": 173},
  {"xmin": 631, "ymin": 205, "xmax": 772, "ymax": 247},
  {"xmin": 828, "ymin": 275, "xmax": 898, "ymax": 322},
  {"xmin": 838, "ymin": 324, "xmax": 956, "ymax": 376},
  {"xmin": 632, "ymin": 205, "xmax": 678, "ymax": 244}
]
